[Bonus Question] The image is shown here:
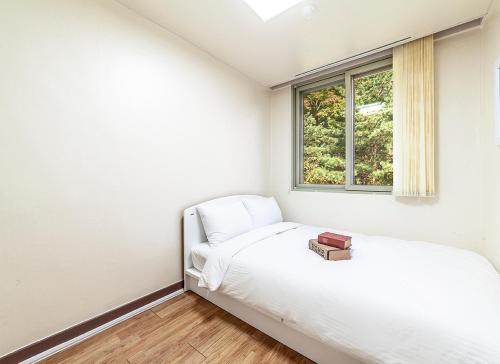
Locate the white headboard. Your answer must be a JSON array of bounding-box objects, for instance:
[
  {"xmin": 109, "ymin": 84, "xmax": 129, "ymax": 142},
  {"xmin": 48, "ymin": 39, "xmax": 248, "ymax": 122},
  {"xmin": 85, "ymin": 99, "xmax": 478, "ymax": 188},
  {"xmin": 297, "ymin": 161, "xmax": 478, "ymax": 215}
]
[{"xmin": 183, "ymin": 194, "xmax": 265, "ymax": 273}]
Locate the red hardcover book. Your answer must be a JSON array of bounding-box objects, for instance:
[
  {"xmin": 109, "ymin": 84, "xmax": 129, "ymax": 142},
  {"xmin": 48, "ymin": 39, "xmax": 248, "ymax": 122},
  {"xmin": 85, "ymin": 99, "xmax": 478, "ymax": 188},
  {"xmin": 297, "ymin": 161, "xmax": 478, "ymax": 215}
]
[{"xmin": 318, "ymin": 232, "xmax": 352, "ymax": 249}]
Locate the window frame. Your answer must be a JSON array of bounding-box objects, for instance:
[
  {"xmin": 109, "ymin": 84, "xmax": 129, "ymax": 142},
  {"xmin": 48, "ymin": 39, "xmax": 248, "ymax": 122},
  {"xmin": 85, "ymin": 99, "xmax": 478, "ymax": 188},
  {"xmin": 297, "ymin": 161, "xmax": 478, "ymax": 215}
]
[{"xmin": 292, "ymin": 58, "xmax": 393, "ymax": 193}]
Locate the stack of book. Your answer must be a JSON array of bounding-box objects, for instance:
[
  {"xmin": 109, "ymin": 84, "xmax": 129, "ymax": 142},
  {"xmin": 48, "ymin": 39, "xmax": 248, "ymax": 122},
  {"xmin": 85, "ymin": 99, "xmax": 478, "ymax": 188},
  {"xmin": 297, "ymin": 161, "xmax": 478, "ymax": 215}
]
[{"xmin": 309, "ymin": 232, "xmax": 352, "ymax": 261}]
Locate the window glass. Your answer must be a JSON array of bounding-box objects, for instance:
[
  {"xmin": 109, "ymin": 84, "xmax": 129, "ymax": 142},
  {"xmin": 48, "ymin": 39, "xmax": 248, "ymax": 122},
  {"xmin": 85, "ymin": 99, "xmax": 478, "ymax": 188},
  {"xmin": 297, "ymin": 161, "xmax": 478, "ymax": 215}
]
[
  {"xmin": 352, "ymin": 68, "xmax": 393, "ymax": 186},
  {"xmin": 302, "ymin": 83, "xmax": 346, "ymax": 185}
]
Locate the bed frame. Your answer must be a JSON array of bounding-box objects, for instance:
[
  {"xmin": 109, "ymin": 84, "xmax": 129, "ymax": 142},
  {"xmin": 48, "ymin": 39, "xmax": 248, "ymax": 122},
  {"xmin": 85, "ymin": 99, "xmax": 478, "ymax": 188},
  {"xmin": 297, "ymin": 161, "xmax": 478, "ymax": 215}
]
[{"xmin": 183, "ymin": 195, "xmax": 363, "ymax": 364}]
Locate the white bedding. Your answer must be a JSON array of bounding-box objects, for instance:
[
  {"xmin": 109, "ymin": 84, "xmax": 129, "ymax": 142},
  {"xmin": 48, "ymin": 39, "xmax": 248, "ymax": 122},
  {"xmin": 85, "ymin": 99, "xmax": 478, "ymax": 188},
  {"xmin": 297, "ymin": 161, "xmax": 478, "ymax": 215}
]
[
  {"xmin": 199, "ymin": 223, "xmax": 500, "ymax": 364},
  {"xmin": 191, "ymin": 242, "xmax": 211, "ymax": 271}
]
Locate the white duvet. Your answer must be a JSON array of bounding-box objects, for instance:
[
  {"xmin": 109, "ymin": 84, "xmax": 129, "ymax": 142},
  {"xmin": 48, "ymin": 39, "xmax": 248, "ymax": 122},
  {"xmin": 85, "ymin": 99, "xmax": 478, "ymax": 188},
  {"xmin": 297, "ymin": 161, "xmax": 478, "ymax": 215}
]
[{"xmin": 199, "ymin": 223, "xmax": 500, "ymax": 364}]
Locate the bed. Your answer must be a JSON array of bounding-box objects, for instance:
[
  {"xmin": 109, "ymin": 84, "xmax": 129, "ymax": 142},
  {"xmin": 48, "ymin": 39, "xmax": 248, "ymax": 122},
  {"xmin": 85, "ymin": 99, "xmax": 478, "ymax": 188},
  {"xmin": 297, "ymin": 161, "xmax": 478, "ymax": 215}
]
[{"xmin": 183, "ymin": 195, "xmax": 500, "ymax": 364}]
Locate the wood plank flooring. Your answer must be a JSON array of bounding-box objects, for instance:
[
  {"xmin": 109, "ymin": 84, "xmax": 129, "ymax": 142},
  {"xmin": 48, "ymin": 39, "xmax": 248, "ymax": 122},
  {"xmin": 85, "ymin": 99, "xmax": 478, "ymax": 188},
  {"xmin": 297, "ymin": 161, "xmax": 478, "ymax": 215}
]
[{"xmin": 41, "ymin": 291, "xmax": 313, "ymax": 363}]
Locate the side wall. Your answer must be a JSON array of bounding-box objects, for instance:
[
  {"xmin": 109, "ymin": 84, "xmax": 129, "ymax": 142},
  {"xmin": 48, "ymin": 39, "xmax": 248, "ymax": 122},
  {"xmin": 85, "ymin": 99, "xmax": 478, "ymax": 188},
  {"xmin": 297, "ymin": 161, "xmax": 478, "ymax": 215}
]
[
  {"xmin": 480, "ymin": 0, "xmax": 500, "ymax": 269},
  {"xmin": 270, "ymin": 30, "xmax": 483, "ymax": 253},
  {"xmin": 0, "ymin": 0, "xmax": 270, "ymax": 355}
]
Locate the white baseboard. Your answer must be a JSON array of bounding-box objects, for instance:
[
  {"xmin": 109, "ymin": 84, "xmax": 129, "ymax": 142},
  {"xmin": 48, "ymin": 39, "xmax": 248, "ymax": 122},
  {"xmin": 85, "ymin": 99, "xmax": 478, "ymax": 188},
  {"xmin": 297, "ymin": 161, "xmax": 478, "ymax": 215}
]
[{"xmin": 21, "ymin": 289, "xmax": 184, "ymax": 364}]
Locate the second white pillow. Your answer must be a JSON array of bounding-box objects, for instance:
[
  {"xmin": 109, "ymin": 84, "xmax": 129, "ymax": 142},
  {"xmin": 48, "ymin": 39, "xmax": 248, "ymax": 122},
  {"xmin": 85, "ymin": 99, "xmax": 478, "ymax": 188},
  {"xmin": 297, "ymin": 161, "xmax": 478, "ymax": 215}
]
[{"xmin": 242, "ymin": 197, "xmax": 283, "ymax": 228}]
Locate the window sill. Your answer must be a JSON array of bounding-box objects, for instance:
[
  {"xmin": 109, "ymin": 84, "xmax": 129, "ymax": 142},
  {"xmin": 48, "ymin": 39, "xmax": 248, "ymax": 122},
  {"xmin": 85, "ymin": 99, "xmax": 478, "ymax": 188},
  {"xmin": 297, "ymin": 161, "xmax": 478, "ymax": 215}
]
[{"xmin": 291, "ymin": 186, "xmax": 393, "ymax": 195}]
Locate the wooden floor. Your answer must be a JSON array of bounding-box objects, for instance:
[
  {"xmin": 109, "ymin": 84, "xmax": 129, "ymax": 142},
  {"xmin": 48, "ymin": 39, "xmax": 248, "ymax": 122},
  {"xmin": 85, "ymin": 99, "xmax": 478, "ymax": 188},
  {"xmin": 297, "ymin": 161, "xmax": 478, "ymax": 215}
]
[{"xmin": 41, "ymin": 292, "xmax": 313, "ymax": 363}]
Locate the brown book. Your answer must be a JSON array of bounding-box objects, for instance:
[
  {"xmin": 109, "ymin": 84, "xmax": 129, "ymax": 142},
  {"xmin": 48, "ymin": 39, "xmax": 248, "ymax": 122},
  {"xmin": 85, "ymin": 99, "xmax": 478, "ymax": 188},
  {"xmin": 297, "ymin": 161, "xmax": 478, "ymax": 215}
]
[
  {"xmin": 318, "ymin": 232, "xmax": 352, "ymax": 249},
  {"xmin": 309, "ymin": 239, "xmax": 351, "ymax": 261}
]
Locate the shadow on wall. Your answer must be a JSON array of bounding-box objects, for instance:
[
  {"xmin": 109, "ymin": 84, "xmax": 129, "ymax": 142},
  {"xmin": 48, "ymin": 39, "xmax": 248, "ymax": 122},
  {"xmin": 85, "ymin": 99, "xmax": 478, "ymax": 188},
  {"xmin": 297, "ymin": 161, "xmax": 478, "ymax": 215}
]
[{"xmin": 395, "ymin": 196, "xmax": 439, "ymax": 206}]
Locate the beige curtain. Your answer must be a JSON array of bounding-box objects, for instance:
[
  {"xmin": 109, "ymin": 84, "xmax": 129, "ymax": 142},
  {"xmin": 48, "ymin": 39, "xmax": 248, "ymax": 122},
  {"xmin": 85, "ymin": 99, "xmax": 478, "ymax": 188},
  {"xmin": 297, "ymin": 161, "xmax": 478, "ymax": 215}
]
[{"xmin": 393, "ymin": 35, "xmax": 435, "ymax": 197}]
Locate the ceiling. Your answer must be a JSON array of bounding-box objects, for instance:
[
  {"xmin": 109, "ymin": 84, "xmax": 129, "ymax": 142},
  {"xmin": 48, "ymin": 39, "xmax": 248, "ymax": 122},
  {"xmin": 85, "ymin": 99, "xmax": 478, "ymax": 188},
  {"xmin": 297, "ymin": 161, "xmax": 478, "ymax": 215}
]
[{"xmin": 117, "ymin": 0, "xmax": 491, "ymax": 87}]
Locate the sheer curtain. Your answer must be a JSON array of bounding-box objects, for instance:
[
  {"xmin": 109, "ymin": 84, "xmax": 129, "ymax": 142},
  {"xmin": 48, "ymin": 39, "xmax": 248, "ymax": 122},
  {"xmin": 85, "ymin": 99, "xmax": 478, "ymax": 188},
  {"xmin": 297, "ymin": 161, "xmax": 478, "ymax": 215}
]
[{"xmin": 393, "ymin": 35, "xmax": 435, "ymax": 197}]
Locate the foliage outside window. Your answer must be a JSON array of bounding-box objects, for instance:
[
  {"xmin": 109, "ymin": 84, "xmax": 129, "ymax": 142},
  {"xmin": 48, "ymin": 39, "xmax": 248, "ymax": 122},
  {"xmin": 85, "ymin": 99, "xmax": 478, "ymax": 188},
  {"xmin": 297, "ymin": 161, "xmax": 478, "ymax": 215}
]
[{"xmin": 293, "ymin": 59, "xmax": 393, "ymax": 192}]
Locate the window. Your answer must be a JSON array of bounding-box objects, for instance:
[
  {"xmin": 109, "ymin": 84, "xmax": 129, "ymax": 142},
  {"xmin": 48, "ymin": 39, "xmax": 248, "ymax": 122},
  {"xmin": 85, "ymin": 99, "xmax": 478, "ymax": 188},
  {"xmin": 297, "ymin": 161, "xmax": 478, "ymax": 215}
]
[{"xmin": 293, "ymin": 59, "xmax": 393, "ymax": 192}]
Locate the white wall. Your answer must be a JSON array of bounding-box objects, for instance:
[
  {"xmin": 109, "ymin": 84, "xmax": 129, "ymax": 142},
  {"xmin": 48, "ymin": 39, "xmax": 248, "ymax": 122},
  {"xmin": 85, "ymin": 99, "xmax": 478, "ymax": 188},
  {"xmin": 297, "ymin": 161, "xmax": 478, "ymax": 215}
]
[
  {"xmin": 480, "ymin": 0, "xmax": 500, "ymax": 269},
  {"xmin": 1, "ymin": 0, "xmax": 499, "ymax": 357},
  {"xmin": 0, "ymin": 0, "xmax": 269, "ymax": 355},
  {"xmin": 270, "ymin": 30, "xmax": 483, "ymax": 253}
]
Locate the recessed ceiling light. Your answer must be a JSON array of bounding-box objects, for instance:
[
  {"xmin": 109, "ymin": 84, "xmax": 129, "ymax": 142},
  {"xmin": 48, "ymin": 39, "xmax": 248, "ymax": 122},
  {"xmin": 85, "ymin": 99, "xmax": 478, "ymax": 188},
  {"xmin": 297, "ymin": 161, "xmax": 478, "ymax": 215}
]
[{"xmin": 242, "ymin": 0, "xmax": 305, "ymax": 22}]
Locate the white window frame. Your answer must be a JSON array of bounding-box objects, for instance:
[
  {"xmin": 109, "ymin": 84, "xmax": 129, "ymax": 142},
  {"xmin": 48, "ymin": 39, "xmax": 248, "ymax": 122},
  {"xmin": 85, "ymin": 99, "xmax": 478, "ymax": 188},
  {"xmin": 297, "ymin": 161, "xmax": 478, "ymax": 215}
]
[{"xmin": 292, "ymin": 58, "xmax": 393, "ymax": 192}]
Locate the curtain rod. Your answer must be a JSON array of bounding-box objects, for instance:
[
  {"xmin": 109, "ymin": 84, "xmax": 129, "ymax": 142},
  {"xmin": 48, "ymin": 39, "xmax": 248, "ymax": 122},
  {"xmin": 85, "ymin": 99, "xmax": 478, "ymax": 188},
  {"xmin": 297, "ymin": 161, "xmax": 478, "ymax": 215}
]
[{"xmin": 270, "ymin": 16, "xmax": 484, "ymax": 90}]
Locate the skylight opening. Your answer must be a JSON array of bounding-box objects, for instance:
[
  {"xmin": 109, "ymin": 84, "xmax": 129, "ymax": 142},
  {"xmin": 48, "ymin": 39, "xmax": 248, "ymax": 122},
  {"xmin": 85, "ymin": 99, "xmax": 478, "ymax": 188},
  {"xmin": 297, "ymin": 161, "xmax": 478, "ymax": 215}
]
[{"xmin": 242, "ymin": 0, "xmax": 305, "ymax": 22}]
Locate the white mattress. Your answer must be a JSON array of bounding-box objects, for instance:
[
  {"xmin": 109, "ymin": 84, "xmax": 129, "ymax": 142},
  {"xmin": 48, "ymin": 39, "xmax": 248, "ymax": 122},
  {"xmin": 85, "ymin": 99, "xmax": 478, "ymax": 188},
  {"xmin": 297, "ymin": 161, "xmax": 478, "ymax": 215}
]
[
  {"xmin": 191, "ymin": 242, "xmax": 211, "ymax": 271},
  {"xmin": 198, "ymin": 222, "xmax": 500, "ymax": 364}
]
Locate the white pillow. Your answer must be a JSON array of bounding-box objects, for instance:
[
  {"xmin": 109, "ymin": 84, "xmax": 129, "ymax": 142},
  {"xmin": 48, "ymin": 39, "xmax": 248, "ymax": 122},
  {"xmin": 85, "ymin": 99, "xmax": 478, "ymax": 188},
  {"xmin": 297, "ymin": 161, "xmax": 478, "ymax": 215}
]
[
  {"xmin": 242, "ymin": 197, "xmax": 283, "ymax": 228},
  {"xmin": 197, "ymin": 201, "xmax": 253, "ymax": 246}
]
